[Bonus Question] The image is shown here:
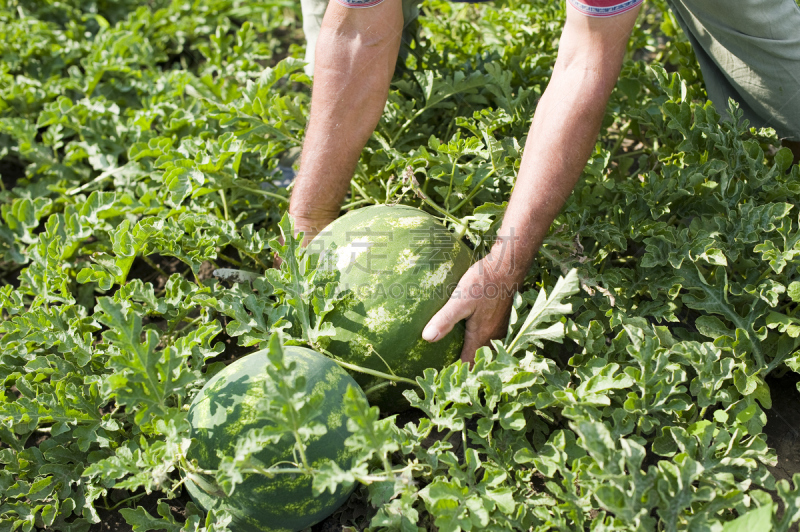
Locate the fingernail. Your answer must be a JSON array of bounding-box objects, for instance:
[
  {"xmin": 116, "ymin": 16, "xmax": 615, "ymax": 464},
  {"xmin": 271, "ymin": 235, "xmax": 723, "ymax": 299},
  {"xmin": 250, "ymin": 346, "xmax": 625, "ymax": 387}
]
[{"xmin": 422, "ymin": 324, "xmax": 439, "ymax": 342}]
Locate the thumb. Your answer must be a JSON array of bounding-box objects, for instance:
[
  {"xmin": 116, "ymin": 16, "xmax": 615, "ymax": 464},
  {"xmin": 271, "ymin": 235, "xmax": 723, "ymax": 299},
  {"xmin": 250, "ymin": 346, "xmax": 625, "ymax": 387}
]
[{"xmin": 422, "ymin": 295, "xmax": 474, "ymax": 343}]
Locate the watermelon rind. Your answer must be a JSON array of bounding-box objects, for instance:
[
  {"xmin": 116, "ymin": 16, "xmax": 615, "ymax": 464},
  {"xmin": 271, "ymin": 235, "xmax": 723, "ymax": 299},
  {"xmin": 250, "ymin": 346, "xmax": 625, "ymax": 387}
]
[
  {"xmin": 184, "ymin": 346, "xmax": 363, "ymax": 532},
  {"xmin": 306, "ymin": 204, "xmax": 473, "ymax": 411}
]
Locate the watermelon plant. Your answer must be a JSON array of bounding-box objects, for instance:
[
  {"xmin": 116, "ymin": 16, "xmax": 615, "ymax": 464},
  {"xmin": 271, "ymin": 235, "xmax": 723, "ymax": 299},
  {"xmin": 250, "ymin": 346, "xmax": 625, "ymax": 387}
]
[
  {"xmin": 0, "ymin": 0, "xmax": 799, "ymax": 531},
  {"xmin": 184, "ymin": 335, "xmax": 364, "ymax": 532}
]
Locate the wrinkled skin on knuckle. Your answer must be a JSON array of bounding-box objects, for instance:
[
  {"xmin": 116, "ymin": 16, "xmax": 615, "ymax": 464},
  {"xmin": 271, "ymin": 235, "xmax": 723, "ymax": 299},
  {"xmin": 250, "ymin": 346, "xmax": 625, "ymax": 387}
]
[{"xmin": 458, "ymin": 265, "xmax": 516, "ymax": 362}]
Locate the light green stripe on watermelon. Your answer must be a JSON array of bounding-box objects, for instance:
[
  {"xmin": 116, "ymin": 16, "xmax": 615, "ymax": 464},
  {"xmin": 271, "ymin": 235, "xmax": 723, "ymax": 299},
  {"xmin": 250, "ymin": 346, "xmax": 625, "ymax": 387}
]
[
  {"xmin": 185, "ymin": 346, "xmax": 364, "ymax": 532},
  {"xmin": 308, "ymin": 205, "xmax": 473, "ymax": 412}
]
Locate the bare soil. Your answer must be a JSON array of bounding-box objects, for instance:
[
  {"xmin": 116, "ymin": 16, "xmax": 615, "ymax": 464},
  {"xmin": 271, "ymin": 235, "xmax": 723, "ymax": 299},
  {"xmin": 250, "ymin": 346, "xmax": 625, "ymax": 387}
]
[
  {"xmin": 765, "ymin": 372, "xmax": 800, "ymax": 484},
  {"xmin": 764, "ymin": 372, "xmax": 800, "ymax": 531},
  {"xmin": 0, "ymin": 155, "xmax": 25, "ymax": 192}
]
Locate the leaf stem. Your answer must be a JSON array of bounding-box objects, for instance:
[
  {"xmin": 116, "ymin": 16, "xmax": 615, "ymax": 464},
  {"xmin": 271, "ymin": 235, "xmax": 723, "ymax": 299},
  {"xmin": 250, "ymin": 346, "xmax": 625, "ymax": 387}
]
[
  {"xmin": 103, "ymin": 492, "xmax": 147, "ymax": 512},
  {"xmin": 67, "ymin": 164, "xmax": 131, "ymax": 196},
  {"xmin": 445, "ymin": 158, "xmax": 460, "ymax": 211},
  {"xmin": 235, "ymin": 184, "xmax": 289, "ymax": 203},
  {"xmin": 217, "ymin": 251, "xmax": 244, "ymax": 267},
  {"xmin": 326, "ymin": 357, "xmax": 417, "ymax": 387},
  {"xmin": 450, "ymin": 168, "xmax": 496, "ymax": 213},
  {"xmin": 350, "ymin": 179, "xmax": 375, "ymax": 204},
  {"xmin": 341, "ymin": 198, "xmax": 374, "ymax": 210},
  {"xmin": 364, "ymin": 380, "xmax": 395, "ymax": 396},
  {"xmin": 141, "ymin": 255, "xmax": 171, "ymax": 281},
  {"xmin": 609, "ymin": 120, "xmax": 632, "ymax": 158},
  {"xmin": 292, "ymin": 430, "xmax": 311, "ymax": 470},
  {"xmin": 391, "ymin": 107, "xmax": 428, "ymax": 146},
  {"xmin": 406, "ymin": 169, "xmax": 469, "ymax": 230},
  {"xmin": 241, "ymin": 250, "xmax": 269, "ymax": 270},
  {"xmin": 219, "ymin": 188, "xmax": 230, "ymax": 221}
]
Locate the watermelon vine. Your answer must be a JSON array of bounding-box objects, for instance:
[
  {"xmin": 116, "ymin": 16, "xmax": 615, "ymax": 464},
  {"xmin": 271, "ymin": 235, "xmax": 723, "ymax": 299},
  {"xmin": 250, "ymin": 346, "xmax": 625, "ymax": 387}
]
[{"xmin": 0, "ymin": 0, "xmax": 799, "ymax": 531}]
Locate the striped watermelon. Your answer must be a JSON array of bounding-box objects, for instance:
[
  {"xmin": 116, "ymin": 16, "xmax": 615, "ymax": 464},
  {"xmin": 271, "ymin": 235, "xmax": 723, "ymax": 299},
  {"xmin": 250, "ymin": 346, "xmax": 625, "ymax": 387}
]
[
  {"xmin": 307, "ymin": 204, "xmax": 473, "ymax": 411},
  {"xmin": 184, "ymin": 346, "xmax": 363, "ymax": 532}
]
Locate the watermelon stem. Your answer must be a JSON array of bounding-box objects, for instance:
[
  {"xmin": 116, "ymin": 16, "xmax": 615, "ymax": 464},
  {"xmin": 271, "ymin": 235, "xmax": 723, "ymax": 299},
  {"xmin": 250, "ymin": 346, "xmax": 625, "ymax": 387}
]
[
  {"xmin": 366, "ymin": 344, "xmax": 399, "ymax": 377},
  {"xmin": 455, "ymin": 220, "xmax": 469, "ymax": 242},
  {"xmin": 404, "ymin": 167, "xmax": 467, "ymax": 229},
  {"xmin": 292, "ymin": 431, "xmax": 311, "ymax": 469},
  {"xmin": 341, "ymin": 198, "xmax": 374, "ymax": 210},
  {"xmin": 326, "ymin": 357, "xmax": 418, "ymax": 387},
  {"xmin": 101, "ymin": 491, "xmax": 146, "ymax": 512},
  {"xmin": 364, "ymin": 380, "xmax": 395, "ymax": 396},
  {"xmin": 351, "ymin": 179, "xmax": 374, "ymax": 207},
  {"xmin": 382, "ymin": 456, "xmax": 393, "ymax": 476}
]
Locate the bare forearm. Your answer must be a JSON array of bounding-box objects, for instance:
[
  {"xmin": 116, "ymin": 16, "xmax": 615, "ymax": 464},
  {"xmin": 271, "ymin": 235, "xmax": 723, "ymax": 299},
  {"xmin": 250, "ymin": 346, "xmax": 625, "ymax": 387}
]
[
  {"xmin": 493, "ymin": 69, "xmax": 612, "ymax": 277},
  {"xmin": 289, "ymin": 1, "xmax": 403, "ymax": 233},
  {"xmin": 491, "ymin": 6, "xmax": 638, "ymax": 279}
]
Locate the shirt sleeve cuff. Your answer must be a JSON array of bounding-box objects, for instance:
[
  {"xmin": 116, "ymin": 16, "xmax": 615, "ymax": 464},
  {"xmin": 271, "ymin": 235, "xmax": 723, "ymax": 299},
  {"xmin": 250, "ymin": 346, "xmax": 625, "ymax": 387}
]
[
  {"xmin": 567, "ymin": 0, "xmax": 644, "ymax": 17},
  {"xmin": 333, "ymin": 0, "xmax": 388, "ymax": 8}
]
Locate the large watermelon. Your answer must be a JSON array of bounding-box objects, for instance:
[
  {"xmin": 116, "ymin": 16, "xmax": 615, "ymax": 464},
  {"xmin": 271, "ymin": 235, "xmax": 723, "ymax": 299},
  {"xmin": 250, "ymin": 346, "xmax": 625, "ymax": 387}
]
[
  {"xmin": 184, "ymin": 345, "xmax": 364, "ymax": 532},
  {"xmin": 307, "ymin": 204, "xmax": 473, "ymax": 410}
]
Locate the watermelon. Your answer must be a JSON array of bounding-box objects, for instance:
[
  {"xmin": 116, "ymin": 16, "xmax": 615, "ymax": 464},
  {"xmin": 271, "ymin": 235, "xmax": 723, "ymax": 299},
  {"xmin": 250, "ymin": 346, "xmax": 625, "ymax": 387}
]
[
  {"xmin": 307, "ymin": 204, "xmax": 473, "ymax": 410},
  {"xmin": 184, "ymin": 345, "xmax": 364, "ymax": 532}
]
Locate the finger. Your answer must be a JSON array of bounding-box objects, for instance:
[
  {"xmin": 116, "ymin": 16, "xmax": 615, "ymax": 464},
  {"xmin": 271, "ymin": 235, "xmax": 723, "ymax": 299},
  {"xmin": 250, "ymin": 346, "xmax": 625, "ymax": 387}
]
[
  {"xmin": 422, "ymin": 295, "xmax": 475, "ymax": 343},
  {"xmin": 460, "ymin": 299, "xmax": 511, "ymax": 364},
  {"xmin": 459, "ymin": 327, "xmax": 486, "ymax": 365}
]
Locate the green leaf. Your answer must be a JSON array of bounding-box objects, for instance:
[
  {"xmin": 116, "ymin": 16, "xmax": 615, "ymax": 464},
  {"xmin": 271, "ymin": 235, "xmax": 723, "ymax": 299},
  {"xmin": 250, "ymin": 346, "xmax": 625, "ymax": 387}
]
[
  {"xmin": 695, "ymin": 315, "xmax": 732, "ymax": 340},
  {"xmin": 776, "ymin": 474, "xmax": 800, "ymax": 530},
  {"xmin": 789, "ymin": 282, "xmax": 800, "ymax": 302},
  {"xmin": 505, "ymin": 269, "xmax": 580, "ymax": 354},
  {"xmin": 721, "ymin": 503, "xmax": 772, "ymax": 532},
  {"xmin": 96, "ymin": 298, "xmax": 198, "ymax": 427},
  {"xmin": 120, "ymin": 502, "xmax": 182, "ymax": 532}
]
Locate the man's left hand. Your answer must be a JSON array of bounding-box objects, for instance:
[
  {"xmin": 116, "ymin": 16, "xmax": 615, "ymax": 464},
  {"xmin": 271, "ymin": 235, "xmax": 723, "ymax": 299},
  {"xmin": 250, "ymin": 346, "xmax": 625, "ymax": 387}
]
[{"xmin": 422, "ymin": 253, "xmax": 522, "ymax": 363}]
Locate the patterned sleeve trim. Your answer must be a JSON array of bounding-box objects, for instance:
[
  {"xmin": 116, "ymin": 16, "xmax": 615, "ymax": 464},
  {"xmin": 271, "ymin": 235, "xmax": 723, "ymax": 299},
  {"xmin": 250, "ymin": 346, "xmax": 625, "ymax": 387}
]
[
  {"xmin": 567, "ymin": 0, "xmax": 644, "ymax": 17},
  {"xmin": 333, "ymin": 0, "xmax": 387, "ymax": 8}
]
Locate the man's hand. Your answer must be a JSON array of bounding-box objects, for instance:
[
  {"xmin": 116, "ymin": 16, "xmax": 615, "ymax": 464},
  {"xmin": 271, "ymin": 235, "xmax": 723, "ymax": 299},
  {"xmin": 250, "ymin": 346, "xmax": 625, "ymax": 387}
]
[
  {"xmin": 288, "ymin": 209, "xmax": 339, "ymax": 246},
  {"xmin": 423, "ymin": 250, "xmax": 523, "ymax": 363},
  {"xmin": 272, "ymin": 211, "xmax": 336, "ymax": 268}
]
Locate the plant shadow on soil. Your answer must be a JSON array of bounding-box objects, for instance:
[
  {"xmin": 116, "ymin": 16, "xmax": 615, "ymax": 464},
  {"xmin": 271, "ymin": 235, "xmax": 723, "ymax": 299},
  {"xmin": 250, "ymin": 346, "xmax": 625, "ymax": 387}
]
[
  {"xmin": 764, "ymin": 371, "xmax": 800, "ymax": 532},
  {"xmin": 765, "ymin": 371, "xmax": 800, "ymax": 485},
  {"xmin": 0, "ymin": 155, "xmax": 24, "ymax": 192}
]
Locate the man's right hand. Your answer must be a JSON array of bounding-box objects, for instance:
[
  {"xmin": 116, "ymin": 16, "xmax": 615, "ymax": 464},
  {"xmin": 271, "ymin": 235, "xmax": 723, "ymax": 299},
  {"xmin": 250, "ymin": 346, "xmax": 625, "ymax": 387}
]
[
  {"xmin": 273, "ymin": 208, "xmax": 338, "ymax": 267},
  {"xmin": 287, "ymin": 206, "xmax": 339, "ymax": 245}
]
